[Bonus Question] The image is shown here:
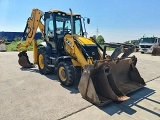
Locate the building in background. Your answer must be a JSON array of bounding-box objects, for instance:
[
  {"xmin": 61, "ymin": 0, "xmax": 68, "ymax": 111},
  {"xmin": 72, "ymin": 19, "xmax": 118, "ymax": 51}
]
[{"xmin": 0, "ymin": 31, "xmax": 42, "ymax": 42}]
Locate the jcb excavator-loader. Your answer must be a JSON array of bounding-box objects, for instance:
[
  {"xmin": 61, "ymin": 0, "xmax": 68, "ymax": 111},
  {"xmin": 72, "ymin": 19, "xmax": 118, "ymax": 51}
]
[{"xmin": 17, "ymin": 8, "xmax": 145, "ymax": 106}]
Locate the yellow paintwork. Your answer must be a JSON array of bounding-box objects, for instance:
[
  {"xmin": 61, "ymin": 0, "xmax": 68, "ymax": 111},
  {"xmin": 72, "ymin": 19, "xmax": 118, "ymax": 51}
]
[
  {"xmin": 33, "ymin": 40, "xmax": 38, "ymax": 64},
  {"xmin": 66, "ymin": 13, "xmax": 81, "ymax": 16},
  {"xmin": 76, "ymin": 36, "xmax": 95, "ymax": 45},
  {"xmin": 48, "ymin": 10, "xmax": 81, "ymax": 16},
  {"xmin": 39, "ymin": 54, "xmax": 44, "ymax": 69},
  {"xmin": 49, "ymin": 10, "xmax": 64, "ymax": 13},
  {"xmin": 64, "ymin": 34, "xmax": 94, "ymax": 68},
  {"xmin": 59, "ymin": 67, "xmax": 67, "ymax": 81},
  {"xmin": 71, "ymin": 59, "xmax": 81, "ymax": 66},
  {"xmin": 17, "ymin": 9, "xmax": 44, "ymax": 64}
]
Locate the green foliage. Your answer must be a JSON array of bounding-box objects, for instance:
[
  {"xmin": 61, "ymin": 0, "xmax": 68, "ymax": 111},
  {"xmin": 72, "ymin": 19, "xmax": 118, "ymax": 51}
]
[
  {"xmin": 101, "ymin": 44, "xmax": 115, "ymax": 51},
  {"xmin": 131, "ymin": 40, "xmax": 140, "ymax": 46},
  {"xmin": 97, "ymin": 35, "xmax": 105, "ymax": 45},
  {"xmin": 6, "ymin": 41, "xmax": 19, "ymax": 51},
  {"xmin": 14, "ymin": 36, "xmax": 22, "ymax": 42},
  {"xmin": 6, "ymin": 39, "xmax": 43, "ymax": 51},
  {"xmin": 124, "ymin": 40, "xmax": 140, "ymax": 46},
  {"xmin": 92, "ymin": 35, "xmax": 97, "ymax": 40},
  {"xmin": 124, "ymin": 41, "xmax": 131, "ymax": 44}
]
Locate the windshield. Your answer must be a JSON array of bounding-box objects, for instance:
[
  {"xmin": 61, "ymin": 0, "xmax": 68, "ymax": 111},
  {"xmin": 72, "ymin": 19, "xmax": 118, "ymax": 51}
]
[
  {"xmin": 56, "ymin": 15, "xmax": 71, "ymax": 35},
  {"xmin": 140, "ymin": 38, "xmax": 156, "ymax": 43},
  {"xmin": 55, "ymin": 15, "xmax": 83, "ymax": 35}
]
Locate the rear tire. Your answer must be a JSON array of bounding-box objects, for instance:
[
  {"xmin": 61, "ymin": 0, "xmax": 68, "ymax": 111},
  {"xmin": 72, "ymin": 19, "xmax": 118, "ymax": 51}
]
[
  {"xmin": 38, "ymin": 47, "xmax": 54, "ymax": 74},
  {"xmin": 57, "ymin": 61, "xmax": 76, "ymax": 86}
]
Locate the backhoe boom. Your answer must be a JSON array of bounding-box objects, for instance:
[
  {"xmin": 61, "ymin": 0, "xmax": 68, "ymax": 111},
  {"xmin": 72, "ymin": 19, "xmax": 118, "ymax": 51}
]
[{"xmin": 17, "ymin": 9, "xmax": 44, "ymax": 66}]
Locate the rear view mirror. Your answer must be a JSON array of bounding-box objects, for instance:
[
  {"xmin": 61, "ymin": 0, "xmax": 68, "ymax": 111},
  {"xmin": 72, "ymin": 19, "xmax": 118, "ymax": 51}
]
[{"xmin": 87, "ymin": 18, "xmax": 90, "ymax": 24}]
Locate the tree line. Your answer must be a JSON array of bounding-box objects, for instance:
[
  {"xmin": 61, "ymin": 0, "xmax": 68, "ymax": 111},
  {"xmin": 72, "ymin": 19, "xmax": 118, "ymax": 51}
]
[{"xmin": 92, "ymin": 35, "xmax": 105, "ymax": 45}]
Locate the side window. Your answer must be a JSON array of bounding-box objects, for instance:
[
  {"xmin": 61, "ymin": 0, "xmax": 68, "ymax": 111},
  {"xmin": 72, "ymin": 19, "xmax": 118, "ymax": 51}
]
[
  {"xmin": 49, "ymin": 20, "xmax": 54, "ymax": 31},
  {"xmin": 64, "ymin": 20, "xmax": 71, "ymax": 34},
  {"xmin": 56, "ymin": 21, "xmax": 63, "ymax": 34},
  {"xmin": 45, "ymin": 18, "xmax": 54, "ymax": 38},
  {"xmin": 75, "ymin": 19, "xmax": 81, "ymax": 35},
  {"xmin": 65, "ymin": 20, "xmax": 71, "ymax": 30},
  {"xmin": 48, "ymin": 20, "xmax": 54, "ymax": 37}
]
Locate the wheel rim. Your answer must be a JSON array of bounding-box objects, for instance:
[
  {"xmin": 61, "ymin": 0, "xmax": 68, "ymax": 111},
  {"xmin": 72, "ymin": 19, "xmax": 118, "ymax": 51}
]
[
  {"xmin": 59, "ymin": 67, "xmax": 67, "ymax": 81},
  {"xmin": 39, "ymin": 54, "xmax": 44, "ymax": 69}
]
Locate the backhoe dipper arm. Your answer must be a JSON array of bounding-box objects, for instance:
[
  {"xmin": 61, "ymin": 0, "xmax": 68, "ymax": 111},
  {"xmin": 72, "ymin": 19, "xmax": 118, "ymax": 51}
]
[{"xmin": 17, "ymin": 9, "xmax": 44, "ymax": 52}]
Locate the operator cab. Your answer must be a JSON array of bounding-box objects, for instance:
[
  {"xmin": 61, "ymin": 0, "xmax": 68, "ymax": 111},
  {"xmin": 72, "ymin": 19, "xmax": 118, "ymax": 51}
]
[{"xmin": 44, "ymin": 10, "xmax": 84, "ymax": 55}]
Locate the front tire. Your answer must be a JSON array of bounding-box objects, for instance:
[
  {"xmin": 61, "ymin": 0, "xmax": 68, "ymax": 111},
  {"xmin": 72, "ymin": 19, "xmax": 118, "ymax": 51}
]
[
  {"xmin": 57, "ymin": 61, "xmax": 76, "ymax": 86},
  {"xmin": 38, "ymin": 47, "xmax": 54, "ymax": 74}
]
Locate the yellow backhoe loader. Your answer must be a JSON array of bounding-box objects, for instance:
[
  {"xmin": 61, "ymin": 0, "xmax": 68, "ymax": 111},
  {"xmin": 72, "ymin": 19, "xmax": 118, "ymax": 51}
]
[{"xmin": 17, "ymin": 8, "xmax": 145, "ymax": 106}]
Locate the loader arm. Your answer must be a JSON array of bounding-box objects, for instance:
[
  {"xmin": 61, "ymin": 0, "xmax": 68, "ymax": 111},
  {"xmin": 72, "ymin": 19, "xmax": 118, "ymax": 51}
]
[{"xmin": 17, "ymin": 9, "xmax": 44, "ymax": 66}]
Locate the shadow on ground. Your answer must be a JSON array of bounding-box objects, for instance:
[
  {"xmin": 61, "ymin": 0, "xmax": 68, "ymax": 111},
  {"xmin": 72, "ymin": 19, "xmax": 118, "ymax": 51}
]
[
  {"xmin": 20, "ymin": 67, "xmax": 58, "ymax": 80},
  {"xmin": 19, "ymin": 67, "xmax": 160, "ymax": 117},
  {"xmin": 20, "ymin": 67, "xmax": 79, "ymax": 94},
  {"xmin": 99, "ymin": 87, "xmax": 160, "ymax": 117}
]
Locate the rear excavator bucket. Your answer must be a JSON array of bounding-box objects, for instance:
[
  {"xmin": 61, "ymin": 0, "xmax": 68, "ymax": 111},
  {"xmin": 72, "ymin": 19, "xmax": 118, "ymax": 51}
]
[
  {"xmin": 78, "ymin": 53, "xmax": 145, "ymax": 106},
  {"xmin": 18, "ymin": 51, "xmax": 34, "ymax": 68},
  {"xmin": 152, "ymin": 47, "xmax": 160, "ymax": 56}
]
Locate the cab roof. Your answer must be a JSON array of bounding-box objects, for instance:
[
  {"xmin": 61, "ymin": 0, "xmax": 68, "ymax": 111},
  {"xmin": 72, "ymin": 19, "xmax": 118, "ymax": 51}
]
[{"xmin": 48, "ymin": 10, "xmax": 81, "ymax": 16}]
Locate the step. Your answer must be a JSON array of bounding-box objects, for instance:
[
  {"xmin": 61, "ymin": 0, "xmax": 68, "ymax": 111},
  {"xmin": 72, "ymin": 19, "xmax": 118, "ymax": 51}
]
[{"xmin": 48, "ymin": 64, "xmax": 55, "ymax": 67}]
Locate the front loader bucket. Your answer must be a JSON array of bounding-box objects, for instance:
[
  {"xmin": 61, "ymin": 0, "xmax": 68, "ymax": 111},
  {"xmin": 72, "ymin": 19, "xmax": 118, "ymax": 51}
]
[
  {"xmin": 78, "ymin": 56, "xmax": 145, "ymax": 106},
  {"xmin": 18, "ymin": 51, "xmax": 34, "ymax": 68},
  {"xmin": 152, "ymin": 47, "xmax": 160, "ymax": 56}
]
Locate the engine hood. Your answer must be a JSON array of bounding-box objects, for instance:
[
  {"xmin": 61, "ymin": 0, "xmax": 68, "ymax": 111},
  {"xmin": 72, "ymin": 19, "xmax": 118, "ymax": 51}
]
[{"xmin": 73, "ymin": 34, "xmax": 95, "ymax": 46}]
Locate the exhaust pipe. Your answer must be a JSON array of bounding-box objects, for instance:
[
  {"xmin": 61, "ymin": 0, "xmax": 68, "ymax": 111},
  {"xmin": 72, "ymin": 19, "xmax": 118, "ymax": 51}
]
[{"xmin": 69, "ymin": 8, "xmax": 74, "ymax": 35}]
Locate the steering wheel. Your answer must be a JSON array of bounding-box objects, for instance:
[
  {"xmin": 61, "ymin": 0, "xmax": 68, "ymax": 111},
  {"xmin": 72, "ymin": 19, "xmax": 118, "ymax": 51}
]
[{"xmin": 64, "ymin": 29, "xmax": 71, "ymax": 33}]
